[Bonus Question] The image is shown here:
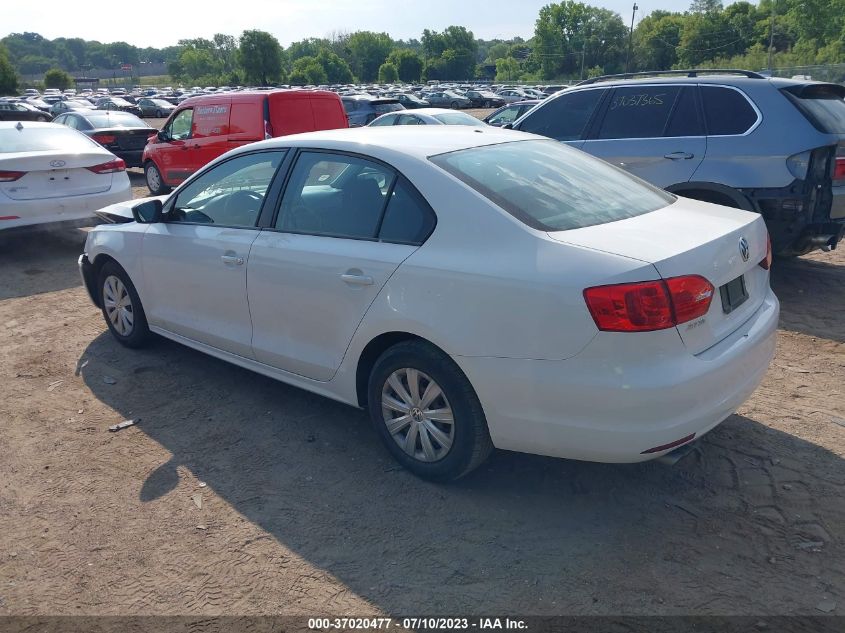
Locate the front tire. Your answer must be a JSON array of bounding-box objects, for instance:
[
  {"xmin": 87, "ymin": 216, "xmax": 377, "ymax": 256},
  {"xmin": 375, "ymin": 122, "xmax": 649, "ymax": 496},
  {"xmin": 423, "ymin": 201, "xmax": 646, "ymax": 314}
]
[
  {"xmin": 156, "ymin": 109, "xmax": 163, "ymax": 118},
  {"xmin": 367, "ymin": 341, "xmax": 493, "ymax": 482},
  {"xmin": 144, "ymin": 161, "xmax": 171, "ymax": 195},
  {"xmin": 98, "ymin": 261, "xmax": 150, "ymax": 348},
  {"xmin": 450, "ymin": 101, "xmax": 459, "ymax": 109}
]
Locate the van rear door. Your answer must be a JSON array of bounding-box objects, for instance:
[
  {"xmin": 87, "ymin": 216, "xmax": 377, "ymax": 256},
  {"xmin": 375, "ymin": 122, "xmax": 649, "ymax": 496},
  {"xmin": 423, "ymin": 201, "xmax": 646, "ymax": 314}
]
[{"xmin": 268, "ymin": 91, "xmax": 315, "ymax": 136}]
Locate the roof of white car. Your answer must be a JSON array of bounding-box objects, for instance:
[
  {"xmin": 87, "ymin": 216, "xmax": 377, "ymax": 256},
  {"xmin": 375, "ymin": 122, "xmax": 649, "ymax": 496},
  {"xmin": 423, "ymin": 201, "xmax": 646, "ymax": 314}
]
[{"xmin": 250, "ymin": 126, "xmax": 535, "ymax": 160}]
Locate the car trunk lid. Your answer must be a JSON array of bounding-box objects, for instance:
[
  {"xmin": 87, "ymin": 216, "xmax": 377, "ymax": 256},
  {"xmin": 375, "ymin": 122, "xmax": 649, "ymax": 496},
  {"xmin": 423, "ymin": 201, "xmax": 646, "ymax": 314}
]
[
  {"xmin": 0, "ymin": 150, "xmax": 114, "ymax": 199},
  {"xmin": 548, "ymin": 197, "xmax": 770, "ymax": 354}
]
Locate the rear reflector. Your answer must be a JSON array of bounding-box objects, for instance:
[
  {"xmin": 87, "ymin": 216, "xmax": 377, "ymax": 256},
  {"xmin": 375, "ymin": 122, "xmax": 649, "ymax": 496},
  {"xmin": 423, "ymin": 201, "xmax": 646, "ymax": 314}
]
[
  {"xmin": 759, "ymin": 234, "xmax": 773, "ymax": 270},
  {"xmin": 0, "ymin": 170, "xmax": 26, "ymax": 182},
  {"xmin": 93, "ymin": 134, "xmax": 117, "ymax": 145},
  {"xmin": 834, "ymin": 157, "xmax": 845, "ymax": 180},
  {"xmin": 583, "ymin": 275, "xmax": 714, "ymax": 333},
  {"xmin": 641, "ymin": 433, "xmax": 696, "ymax": 454},
  {"xmin": 86, "ymin": 158, "xmax": 126, "ymax": 174}
]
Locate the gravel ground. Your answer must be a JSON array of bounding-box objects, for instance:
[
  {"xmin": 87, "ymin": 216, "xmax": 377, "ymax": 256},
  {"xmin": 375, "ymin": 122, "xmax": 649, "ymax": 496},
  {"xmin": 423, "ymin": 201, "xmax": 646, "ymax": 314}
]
[{"xmin": 0, "ymin": 118, "xmax": 842, "ymax": 618}]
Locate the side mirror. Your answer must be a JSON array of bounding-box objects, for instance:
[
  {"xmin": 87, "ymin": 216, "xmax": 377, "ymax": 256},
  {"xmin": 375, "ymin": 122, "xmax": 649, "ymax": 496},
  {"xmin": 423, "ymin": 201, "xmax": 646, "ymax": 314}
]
[
  {"xmin": 157, "ymin": 130, "xmax": 168, "ymax": 142},
  {"xmin": 132, "ymin": 199, "xmax": 163, "ymax": 224}
]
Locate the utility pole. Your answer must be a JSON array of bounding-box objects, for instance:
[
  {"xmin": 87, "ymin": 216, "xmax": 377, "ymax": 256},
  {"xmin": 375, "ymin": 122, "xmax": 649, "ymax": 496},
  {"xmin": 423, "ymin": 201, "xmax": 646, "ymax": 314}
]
[
  {"xmin": 768, "ymin": 0, "xmax": 776, "ymax": 72},
  {"xmin": 580, "ymin": 31, "xmax": 588, "ymax": 80},
  {"xmin": 626, "ymin": 3, "xmax": 638, "ymax": 74}
]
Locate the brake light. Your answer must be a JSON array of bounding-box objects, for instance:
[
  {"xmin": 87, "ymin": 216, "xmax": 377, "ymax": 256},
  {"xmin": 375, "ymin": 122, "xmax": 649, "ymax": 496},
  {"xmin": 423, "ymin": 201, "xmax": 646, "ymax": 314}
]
[
  {"xmin": 834, "ymin": 157, "xmax": 845, "ymax": 180},
  {"xmin": 0, "ymin": 170, "xmax": 26, "ymax": 182},
  {"xmin": 86, "ymin": 159, "xmax": 126, "ymax": 174},
  {"xmin": 93, "ymin": 134, "xmax": 117, "ymax": 145},
  {"xmin": 759, "ymin": 233, "xmax": 773, "ymax": 270},
  {"xmin": 583, "ymin": 275, "xmax": 714, "ymax": 333}
]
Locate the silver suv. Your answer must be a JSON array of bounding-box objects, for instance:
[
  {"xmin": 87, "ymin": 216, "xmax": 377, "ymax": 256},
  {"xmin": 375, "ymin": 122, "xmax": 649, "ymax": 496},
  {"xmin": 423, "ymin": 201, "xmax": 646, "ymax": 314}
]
[{"xmin": 513, "ymin": 70, "xmax": 845, "ymax": 256}]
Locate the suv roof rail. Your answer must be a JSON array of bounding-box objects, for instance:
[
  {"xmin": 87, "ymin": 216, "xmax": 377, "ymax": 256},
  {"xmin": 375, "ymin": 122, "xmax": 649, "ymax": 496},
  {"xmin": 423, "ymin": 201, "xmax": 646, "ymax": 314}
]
[{"xmin": 575, "ymin": 69, "xmax": 766, "ymax": 86}]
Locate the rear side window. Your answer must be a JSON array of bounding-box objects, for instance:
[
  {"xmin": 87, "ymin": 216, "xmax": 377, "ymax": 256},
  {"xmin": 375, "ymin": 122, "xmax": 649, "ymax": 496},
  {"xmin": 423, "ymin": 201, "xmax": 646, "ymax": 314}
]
[
  {"xmin": 431, "ymin": 139, "xmax": 674, "ymax": 232},
  {"xmin": 378, "ymin": 178, "xmax": 436, "ymax": 245},
  {"xmin": 665, "ymin": 87, "xmax": 703, "ymax": 137},
  {"xmin": 781, "ymin": 84, "xmax": 845, "ymax": 134},
  {"xmin": 517, "ymin": 89, "xmax": 603, "ymax": 141},
  {"xmin": 597, "ymin": 86, "xmax": 682, "ymax": 139},
  {"xmin": 701, "ymin": 86, "xmax": 758, "ymax": 135}
]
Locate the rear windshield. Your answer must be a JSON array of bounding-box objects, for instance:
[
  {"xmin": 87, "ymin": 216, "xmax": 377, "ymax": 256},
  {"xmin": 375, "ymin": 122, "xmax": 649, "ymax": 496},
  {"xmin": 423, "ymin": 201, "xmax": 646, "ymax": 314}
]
[
  {"xmin": 782, "ymin": 84, "xmax": 845, "ymax": 134},
  {"xmin": 430, "ymin": 139, "xmax": 674, "ymax": 231},
  {"xmin": 373, "ymin": 102, "xmax": 403, "ymax": 114},
  {"xmin": 85, "ymin": 112, "xmax": 149, "ymax": 128},
  {"xmin": 0, "ymin": 126, "xmax": 99, "ymax": 153}
]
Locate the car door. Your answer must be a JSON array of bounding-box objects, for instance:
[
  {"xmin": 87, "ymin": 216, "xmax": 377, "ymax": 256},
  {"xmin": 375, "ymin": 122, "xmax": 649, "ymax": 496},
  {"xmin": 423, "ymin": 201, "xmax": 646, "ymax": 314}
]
[
  {"xmin": 581, "ymin": 85, "xmax": 706, "ymax": 188},
  {"xmin": 155, "ymin": 108, "xmax": 195, "ymax": 185},
  {"xmin": 248, "ymin": 150, "xmax": 435, "ymax": 381},
  {"xmin": 140, "ymin": 149, "xmax": 287, "ymax": 358}
]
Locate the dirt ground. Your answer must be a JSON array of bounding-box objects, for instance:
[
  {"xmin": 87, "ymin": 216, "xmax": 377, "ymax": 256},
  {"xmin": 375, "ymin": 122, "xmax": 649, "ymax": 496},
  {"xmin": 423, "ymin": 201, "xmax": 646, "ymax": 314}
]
[{"xmin": 1, "ymin": 133, "xmax": 843, "ymax": 618}]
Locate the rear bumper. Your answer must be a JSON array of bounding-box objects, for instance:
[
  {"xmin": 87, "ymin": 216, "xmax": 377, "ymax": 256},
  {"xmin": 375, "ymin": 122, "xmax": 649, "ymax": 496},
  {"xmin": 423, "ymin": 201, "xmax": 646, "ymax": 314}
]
[
  {"xmin": 0, "ymin": 177, "xmax": 131, "ymax": 230},
  {"xmin": 454, "ymin": 288, "xmax": 779, "ymax": 463},
  {"xmin": 111, "ymin": 149, "xmax": 144, "ymax": 168}
]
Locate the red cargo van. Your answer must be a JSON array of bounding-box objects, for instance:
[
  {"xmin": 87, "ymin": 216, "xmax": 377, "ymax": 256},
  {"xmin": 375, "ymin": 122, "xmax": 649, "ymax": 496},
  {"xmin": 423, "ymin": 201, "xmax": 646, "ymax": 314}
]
[{"xmin": 142, "ymin": 90, "xmax": 348, "ymax": 194}]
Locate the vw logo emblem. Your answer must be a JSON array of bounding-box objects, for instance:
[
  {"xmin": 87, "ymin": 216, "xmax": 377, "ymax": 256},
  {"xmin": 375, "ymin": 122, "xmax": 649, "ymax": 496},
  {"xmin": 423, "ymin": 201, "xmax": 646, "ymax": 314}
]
[
  {"xmin": 739, "ymin": 237, "xmax": 750, "ymax": 262},
  {"xmin": 50, "ymin": 159, "xmax": 66, "ymax": 168}
]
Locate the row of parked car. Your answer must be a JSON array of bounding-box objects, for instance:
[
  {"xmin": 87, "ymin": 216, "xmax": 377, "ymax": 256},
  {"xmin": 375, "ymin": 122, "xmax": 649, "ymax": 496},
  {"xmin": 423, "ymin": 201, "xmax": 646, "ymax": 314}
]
[{"xmin": 3, "ymin": 69, "xmax": 844, "ymax": 258}]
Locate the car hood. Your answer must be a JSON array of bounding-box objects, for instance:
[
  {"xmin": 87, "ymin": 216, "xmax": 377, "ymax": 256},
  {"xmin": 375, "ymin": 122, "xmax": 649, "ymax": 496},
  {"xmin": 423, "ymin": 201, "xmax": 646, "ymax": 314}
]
[{"xmin": 94, "ymin": 195, "xmax": 168, "ymax": 223}]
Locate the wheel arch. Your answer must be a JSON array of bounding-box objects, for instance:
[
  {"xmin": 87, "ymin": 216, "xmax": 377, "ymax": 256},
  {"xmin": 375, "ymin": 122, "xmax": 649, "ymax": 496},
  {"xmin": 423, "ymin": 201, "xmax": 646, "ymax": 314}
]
[
  {"xmin": 355, "ymin": 331, "xmax": 451, "ymax": 408},
  {"xmin": 667, "ymin": 181, "xmax": 757, "ymax": 212}
]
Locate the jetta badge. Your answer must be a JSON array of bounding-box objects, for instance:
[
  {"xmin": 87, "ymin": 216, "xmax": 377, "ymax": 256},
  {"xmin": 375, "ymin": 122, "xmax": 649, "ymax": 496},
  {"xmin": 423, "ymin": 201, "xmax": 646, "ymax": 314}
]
[
  {"xmin": 50, "ymin": 159, "xmax": 66, "ymax": 168},
  {"xmin": 739, "ymin": 237, "xmax": 750, "ymax": 262}
]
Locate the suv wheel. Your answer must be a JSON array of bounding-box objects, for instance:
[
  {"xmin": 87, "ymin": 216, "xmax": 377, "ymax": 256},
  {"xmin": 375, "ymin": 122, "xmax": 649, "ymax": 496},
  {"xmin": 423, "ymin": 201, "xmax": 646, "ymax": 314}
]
[{"xmin": 368, "ymin": 340, "xmax": 493, "ymax": 482}]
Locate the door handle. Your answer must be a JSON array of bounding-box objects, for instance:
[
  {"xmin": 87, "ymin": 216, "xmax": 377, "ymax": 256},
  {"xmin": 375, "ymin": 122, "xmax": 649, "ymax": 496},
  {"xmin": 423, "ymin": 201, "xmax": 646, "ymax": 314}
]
[
  {"xmin": 341, "ymin": 273, "xmax": 374, "ymax": 286},
  {"xmin": 664, "ymin": 151, "xmax": 694, "ymax": 160},
  {"xmin": 221, "ymin": 255, "xmax": 244, "ymax": 265}
]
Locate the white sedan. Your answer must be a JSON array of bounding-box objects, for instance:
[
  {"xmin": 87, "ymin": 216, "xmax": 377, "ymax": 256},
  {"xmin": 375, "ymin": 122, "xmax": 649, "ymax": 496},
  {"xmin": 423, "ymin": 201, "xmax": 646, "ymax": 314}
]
[
  {"xmin": 0, "ymin": 121, "xmax": 131, "ymax": 230},
  {"xmin": 79, "ymin": 127, "xmax": 779, "ymax": 481},
  {"xmin": 369, "ymin": 108, "xmax": 486, "ymax": 127}
]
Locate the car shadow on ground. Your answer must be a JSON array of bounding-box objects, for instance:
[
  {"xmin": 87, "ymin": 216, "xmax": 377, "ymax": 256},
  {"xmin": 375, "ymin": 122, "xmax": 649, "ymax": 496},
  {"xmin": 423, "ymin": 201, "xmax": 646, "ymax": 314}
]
[
  {"xmin": 770, "ymin": 254, "xmax": 844, "ymax": 343},
  {"xmin": 0, "ymin": 226, "xmax": 92, "ymax": 300},
  {"xmin": 79, "ymin": 330, "xmax": 845, "ymax": 615}
]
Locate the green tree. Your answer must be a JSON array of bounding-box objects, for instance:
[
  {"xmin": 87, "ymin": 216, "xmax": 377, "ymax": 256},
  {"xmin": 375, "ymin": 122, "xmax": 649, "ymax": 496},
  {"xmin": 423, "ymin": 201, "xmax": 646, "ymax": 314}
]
[
  {"xmin": 238, "ymin": 30, "xmax": 285, "ymax": 85},
  {"xmin": 533, "ymin": 1, "xmax": 627, "ymax": 79},
  {"xmin": 689, "ymin": 0, "xmax": 722, "ymax": 13},
  {"xmin": 289, "ymin": 56, "xmax": 328, "ymax": 85},
  {"xmin": 0, "ymin": 44, "xmax": 18, "ymax": 94},
  {"xmin": 495, "ymin": 57, "xmax": 520, "ymax": 81},
  {"xmin": 421, "ymin": 26, "xmax": 478, "ymax": 79},
  {"xmin": 44, "ymin": 67, "xmax": 72, "ymax": 90},
  {"xmin": 316, "ymin": 49, "xmax": 353, "ymax": 83},
  {"xmin": 288, "ymin": 38, "xmax": 331, "ymax": 62},
  {"xmin": 387, "ymin": 49, "xmax": 423, "ymax": 82},
  {"xmin": 179, "ymin": 48, "xmax": 219, "ymax": 80},
  {"xmin": 378, "ymin": 62, "xmax": 398, "ymax": 82},
  {"xmin": 634, "ymin": 11, "xmax": 684, "ymax": 70},
  {"xmin": 345, "ymin": 31, "xmax": 393, "ymax": 82}
]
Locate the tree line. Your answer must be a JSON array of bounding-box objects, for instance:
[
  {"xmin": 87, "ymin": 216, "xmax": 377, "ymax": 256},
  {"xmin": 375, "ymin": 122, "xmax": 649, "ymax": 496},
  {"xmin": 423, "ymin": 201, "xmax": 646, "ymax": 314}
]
[{"xmin": 2, "ymin": 0, "xmax": 845, "ymax": 94}]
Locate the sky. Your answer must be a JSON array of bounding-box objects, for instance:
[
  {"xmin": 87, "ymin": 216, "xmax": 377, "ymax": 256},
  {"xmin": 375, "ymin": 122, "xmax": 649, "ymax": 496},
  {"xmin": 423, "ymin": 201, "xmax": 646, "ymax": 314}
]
[{"xmin": 4, "ymin": 0, "xmax": 725, "ymax": 49}]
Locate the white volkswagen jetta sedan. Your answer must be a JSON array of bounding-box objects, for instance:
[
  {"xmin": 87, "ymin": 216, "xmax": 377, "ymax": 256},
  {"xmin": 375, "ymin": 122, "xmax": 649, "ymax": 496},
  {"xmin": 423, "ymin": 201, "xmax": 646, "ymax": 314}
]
[
  {"xmin": 0, "ymin": 121, "xmax": 131, "ymax": 229},
  {"xmin": 79, "ymin": 127, "xmax": 779, "ymax": 481}
]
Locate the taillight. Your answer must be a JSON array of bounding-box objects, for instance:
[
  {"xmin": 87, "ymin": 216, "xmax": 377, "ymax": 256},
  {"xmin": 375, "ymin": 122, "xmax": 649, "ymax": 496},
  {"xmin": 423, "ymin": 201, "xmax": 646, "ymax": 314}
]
[
  {"xmin": 834, "ymin": 157, "xmax": 845, "ymax": 180},
  {"xmin": 583, "ymin": 275, "xmax": 714, "ymax": 333},
  {"xmin": 0, "ymin": 170, "xmax": 26, "ymax": 182},
  {"xmin": 759, "ymin": 233, "xmax": 773, "ymax": 270},
  {"xmin": 93, "ymin": 134, "xmax": 117, "ymax": 145},
  {"xmin": 86, "ymin": 158, "xmax": 126, "ymax": 174}
]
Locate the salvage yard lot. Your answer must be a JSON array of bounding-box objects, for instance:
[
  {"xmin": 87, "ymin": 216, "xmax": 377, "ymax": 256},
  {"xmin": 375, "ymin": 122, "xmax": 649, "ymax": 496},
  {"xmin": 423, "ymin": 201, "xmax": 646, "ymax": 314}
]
[{"xmin": 0, "ymin": 131, "xmax": 843, "ymax": 615}]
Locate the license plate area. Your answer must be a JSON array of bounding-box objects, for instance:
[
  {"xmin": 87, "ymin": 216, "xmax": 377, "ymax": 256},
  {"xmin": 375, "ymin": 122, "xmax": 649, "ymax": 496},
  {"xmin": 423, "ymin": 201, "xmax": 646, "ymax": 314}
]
[{"xmin": 720, "ymin": 274, "xmax": 748, "ymax": 314}]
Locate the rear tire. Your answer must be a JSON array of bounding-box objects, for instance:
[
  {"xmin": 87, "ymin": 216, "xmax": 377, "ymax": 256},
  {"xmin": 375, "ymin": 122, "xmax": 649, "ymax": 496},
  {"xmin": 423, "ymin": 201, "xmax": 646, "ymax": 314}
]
[
  {"xmin": 155, "ymin": 109, "xmax": 163, "ymax": 118},
  {"xmin": 450, "ymin": 101, "xmax": 459, "ymax": 109},
  {"xmin": 367, "ymin": 340, "xmax": 493, "ymax": 482},
  {"xmin": 97, "ymin": 261, "xmax": 150, "ymax": 349},
  {"xmin": 144, "ymin": 161, "xmax": 171, "ymax": 195}
]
